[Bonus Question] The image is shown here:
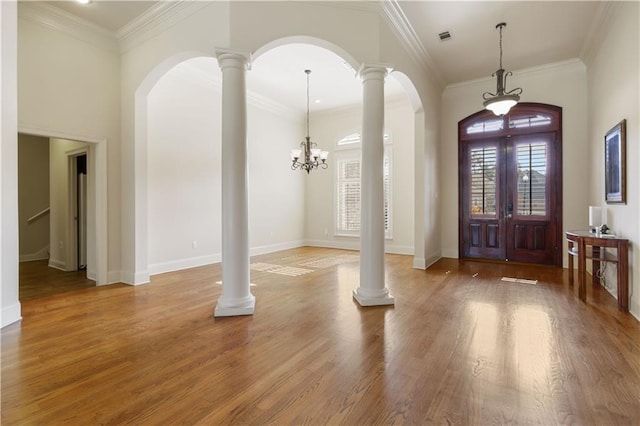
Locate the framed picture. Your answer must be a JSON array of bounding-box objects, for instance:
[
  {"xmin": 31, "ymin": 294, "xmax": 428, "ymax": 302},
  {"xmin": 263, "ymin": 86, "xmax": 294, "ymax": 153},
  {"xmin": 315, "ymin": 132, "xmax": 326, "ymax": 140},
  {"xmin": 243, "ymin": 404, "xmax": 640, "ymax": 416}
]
[{"xmin": 604, "ymin": 119, "xmax": 626, "ymax": 204}]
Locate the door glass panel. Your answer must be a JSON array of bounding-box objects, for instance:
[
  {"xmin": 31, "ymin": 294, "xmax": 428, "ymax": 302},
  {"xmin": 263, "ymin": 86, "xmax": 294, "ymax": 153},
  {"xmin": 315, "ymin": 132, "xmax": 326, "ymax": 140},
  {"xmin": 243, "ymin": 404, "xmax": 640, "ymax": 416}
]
[
  {"xmin": 508, "ymin": 114, "xmax": 552, "ymax": 129},
  {"xmin": 516, "ymin": 142, "xmax": 547, "ymax": 216},
  {"xmin": 470, "ymin": 147, "xmax": 497, "ymax": 217},
  {"xmin": 466, "ymin": 119, "xmax": 503, "ymax": 135}
]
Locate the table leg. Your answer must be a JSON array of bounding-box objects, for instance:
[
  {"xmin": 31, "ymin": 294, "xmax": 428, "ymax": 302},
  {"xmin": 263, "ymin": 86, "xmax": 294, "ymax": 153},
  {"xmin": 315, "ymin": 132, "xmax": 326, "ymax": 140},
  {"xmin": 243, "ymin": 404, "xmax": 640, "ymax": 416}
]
[
  {"xmin": 618, "ymin": 241, "xmax": 629, "ymax": 311},
  {"xmin": 592, "ymin": 246, "xmax": 601, "ymax": 287},
  {"xmin": 567, "ymin": 241, "xmax": 574, "ymax": 286},
  {"xmin": 578, "ymin": 239, "xmax": 586, "ymax": 302}
]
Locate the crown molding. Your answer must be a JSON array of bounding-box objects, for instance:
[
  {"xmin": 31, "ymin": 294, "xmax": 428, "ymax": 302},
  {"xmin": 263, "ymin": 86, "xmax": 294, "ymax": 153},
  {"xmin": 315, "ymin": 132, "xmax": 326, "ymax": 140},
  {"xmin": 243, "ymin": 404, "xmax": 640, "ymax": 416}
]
[
  {"xmin": 579, "ymin": 1, "xmax": 619, "ymax": 65},
  {"xmin": 117, "ymin": 1, "xmax": 212, "ymax": 53},
  {"xmin": 379, "ymin": 0, "xmax": 445, "ymax": 89},
  {"xmin": 17, "ymin": 2, "xmax": 118, "ymax": 53},
  {"xmin": 444, "ymin": 58, "xmax": 586, "ymax": 91},
  {"xmin": 169, "ymin": 62, "xmax": 300, "ymax": 120}
]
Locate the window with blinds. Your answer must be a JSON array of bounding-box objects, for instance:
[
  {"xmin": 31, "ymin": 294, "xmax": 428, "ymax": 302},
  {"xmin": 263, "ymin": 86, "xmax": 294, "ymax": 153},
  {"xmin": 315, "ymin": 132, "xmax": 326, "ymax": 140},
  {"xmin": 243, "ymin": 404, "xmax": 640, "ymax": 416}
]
[
  {"xmin": 336, "ymin": 157, "xmax": 361, "ymax": 234},
  {"xmin": 516, "ymin": 142, "xmax": 547, "ymax": 216},
  {"xmin": 469, "ymin": 146, "xmax": 497, "ymax": 217},
  {"xmin": 335, "ymin": 134, "xmax": 392, "ymax": 238}
]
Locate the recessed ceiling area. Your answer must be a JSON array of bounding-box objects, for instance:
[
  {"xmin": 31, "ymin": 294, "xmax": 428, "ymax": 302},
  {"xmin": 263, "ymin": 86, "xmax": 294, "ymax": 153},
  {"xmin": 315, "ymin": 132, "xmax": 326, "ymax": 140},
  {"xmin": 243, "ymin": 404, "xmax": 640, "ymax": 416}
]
[
  {"xmin": 45, "ymin": 0, "xmax": 157, "ymax": 32},
  {"xmin": 399, "ymin": 1, "xmax": 602, "ymax": 84},
  {"xmin": 41, "ymin": 1, "xmax": 604, "ymax": 93}
]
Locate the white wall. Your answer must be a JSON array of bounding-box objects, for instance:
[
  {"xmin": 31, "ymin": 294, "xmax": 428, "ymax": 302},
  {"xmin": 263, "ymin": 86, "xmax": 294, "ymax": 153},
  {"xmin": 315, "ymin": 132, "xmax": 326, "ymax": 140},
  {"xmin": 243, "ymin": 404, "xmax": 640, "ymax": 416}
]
[
  {"xmin": 586, "ymin": 2, "xmax": 639, "ymax": 318},
  {"xmin": 1, "ymin": 0, "xmax": 21, "ymax": 328},
  {"xmin": 304, "ymin": 96, "xmax": 415, "ymax": 254},
  {"xmin": 441, "ymin": 60, "xmax": 589, "ymax": 264},
  {"xmin": 17, "ymin": 4, "xmax": 118, "ymax": 284},
  {"xmin": 18, "ymin": 134, "xmax": 49, "ymax": 261},
  {"xmin": 147, "ymin": 59, "xmax": 305, "ymax": 275}
]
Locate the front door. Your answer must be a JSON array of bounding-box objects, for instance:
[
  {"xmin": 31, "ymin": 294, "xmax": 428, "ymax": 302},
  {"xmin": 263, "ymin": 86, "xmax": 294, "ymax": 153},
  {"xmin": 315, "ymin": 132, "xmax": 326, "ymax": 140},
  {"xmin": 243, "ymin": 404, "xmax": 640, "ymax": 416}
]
[{"xmin": 459, "ymin": 104, "xmax": 562, "ymax": 266}]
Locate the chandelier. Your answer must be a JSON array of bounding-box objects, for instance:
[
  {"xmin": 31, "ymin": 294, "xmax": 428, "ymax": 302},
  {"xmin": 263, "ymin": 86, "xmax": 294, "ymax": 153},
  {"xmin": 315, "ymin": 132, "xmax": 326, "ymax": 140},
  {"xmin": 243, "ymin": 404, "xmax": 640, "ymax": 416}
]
[
  {"xmin": 290, "ymin": 70, "xmax": 328, "ymax": 173},
  {"xmin": 482, "ymin": 22, "xmax": 523, "ymax": 116}
]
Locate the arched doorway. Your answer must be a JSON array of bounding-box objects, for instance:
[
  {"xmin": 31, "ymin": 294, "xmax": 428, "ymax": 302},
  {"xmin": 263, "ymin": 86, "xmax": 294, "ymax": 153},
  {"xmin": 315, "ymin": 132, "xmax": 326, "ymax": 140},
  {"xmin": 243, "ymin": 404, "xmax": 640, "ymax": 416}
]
[{"xmin": 458, "ymin": 103, "xmax": 563, "ymax": 266}]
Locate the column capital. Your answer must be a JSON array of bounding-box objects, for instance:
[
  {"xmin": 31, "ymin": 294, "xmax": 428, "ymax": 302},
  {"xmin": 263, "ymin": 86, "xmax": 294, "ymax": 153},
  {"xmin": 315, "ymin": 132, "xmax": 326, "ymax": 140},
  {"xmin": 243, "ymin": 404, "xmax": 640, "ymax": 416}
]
[
  {"xmin": 358, "ymin": 63, "xmax": 393, "ymax": 81},
  {"xmin": 215, "ymin": 48, "xmax": 252, "ymax": 71}
]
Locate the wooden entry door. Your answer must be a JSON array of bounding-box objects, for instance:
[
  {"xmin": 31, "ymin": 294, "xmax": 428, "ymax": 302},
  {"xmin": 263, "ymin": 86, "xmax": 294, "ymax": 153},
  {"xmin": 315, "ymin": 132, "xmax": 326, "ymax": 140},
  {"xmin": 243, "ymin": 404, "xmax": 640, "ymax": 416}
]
[{"xmin": 459, "ymin": 104, "xmax": 562, "ymax": 266}]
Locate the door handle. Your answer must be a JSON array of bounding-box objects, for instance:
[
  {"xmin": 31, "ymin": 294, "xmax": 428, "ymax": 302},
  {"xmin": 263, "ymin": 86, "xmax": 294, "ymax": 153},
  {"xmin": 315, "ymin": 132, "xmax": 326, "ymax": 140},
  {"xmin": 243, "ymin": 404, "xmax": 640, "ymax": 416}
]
[{"xmin": 506, "ymin": 202, "xmax": 513, "ymax": 219}]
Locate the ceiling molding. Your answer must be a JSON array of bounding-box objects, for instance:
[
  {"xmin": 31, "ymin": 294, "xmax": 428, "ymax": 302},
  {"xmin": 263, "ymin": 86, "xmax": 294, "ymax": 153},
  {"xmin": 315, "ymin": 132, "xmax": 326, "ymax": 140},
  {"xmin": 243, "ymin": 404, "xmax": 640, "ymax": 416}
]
[
  {"xmin": 117, "ymin": 1, "xmax": 212, "ymax": 53},
  {"xmin": 379, "ymin": 0, "xmax": 445, "ymax": 89},
  {"xmin": 579, "ymin": 1, "xmax": 618, "ymax": 65},
  {"xmin": 169, "ymin": 62, "xmax": 300, "ymax": 120},
  {"xmin": 444, "ymin": 58, "xmax": 585, "ymax": 91},
  {"xmin": 307, "ymin": 1, "xmax": 380, "ymax": 14},
  {"xmin": 17, "ymin": 2, "xmax": 118, "ymax": 53}
]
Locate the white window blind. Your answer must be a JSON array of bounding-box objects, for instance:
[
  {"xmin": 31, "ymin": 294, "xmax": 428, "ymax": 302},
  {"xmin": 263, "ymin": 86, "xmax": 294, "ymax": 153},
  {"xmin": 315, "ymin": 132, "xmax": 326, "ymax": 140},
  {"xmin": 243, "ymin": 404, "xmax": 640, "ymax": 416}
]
[{"xmin": 335, "ymin": 134, "xmax": 392, "ymax": 238}]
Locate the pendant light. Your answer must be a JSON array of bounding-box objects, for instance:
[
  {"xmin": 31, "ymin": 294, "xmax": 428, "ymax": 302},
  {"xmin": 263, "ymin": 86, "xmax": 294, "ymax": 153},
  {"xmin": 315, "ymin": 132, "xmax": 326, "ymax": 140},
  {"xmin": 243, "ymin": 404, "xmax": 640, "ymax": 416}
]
[
  {"xmin": 290, "ymin": 70, "xmax": 328, "ymax": 173},
  {"xmin": 482, "ymin": 23, "xmax": 523, "ymax": 116}
]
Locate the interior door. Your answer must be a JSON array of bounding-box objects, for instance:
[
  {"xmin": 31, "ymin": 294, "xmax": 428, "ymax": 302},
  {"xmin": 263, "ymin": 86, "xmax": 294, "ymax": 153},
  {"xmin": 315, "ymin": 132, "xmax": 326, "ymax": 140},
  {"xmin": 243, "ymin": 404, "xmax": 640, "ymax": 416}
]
[{"xmin": 458, "ymin": 103, "xmax": 562, "ymax": 266}]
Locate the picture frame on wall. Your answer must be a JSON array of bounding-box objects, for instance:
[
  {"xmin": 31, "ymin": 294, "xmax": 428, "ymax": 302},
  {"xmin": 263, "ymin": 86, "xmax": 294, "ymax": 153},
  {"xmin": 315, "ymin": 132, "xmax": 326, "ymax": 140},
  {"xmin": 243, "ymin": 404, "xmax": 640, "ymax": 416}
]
[{"xmin": 604, "ymin": 119, "xmax": 626, "ymax": 204}]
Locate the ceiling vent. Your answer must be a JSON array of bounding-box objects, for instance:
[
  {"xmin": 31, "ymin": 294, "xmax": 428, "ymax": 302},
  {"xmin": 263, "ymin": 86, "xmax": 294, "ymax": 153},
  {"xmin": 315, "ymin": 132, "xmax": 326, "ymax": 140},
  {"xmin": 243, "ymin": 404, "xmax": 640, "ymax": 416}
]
[{"xmin": 438, "ymin": 31, "xmax": 452, "ymax": 41}]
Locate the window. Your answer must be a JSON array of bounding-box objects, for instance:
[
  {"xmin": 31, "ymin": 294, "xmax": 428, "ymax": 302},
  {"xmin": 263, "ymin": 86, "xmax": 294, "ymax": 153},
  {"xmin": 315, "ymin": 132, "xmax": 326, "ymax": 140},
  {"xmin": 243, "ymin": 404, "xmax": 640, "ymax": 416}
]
[{"xmin": 335, "ymin": 133, "xmax": 392, "ymax": 238}]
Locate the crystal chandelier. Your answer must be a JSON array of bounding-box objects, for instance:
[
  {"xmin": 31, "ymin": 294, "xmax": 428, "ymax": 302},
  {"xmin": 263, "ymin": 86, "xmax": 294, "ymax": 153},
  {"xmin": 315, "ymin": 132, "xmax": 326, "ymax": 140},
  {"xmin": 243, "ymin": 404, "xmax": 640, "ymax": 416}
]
[
  {"xmin": 290, "ymin": 70, "xmax": 328, "ymax": 173},
  {"xmin": 482, "ymin": 23, "xmax": 523, "ymax": 116}
]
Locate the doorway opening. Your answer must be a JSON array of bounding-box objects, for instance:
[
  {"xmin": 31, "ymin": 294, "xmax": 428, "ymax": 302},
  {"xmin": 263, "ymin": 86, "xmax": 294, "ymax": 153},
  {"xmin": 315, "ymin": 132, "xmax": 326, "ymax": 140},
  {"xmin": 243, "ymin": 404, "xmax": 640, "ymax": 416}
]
[
  {"xmin": 458, "ymin": 103, "xmax": 562, "ymax": 266},
  {"xmin": 17, "ymin": 134, "xmax": 100, "ymax": 301}
]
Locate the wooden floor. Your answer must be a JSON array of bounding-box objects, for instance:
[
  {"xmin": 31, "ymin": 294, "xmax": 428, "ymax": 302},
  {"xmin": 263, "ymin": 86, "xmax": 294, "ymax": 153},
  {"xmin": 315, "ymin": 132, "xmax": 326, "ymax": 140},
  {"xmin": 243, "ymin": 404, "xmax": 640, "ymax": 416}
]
[
  {"xmin": 3, "ymin": 247, "xmax": 640, "ymax": 425},
  {"xmin": 18, "ymin": 259, "xmax": 95, "ymax": 301}
]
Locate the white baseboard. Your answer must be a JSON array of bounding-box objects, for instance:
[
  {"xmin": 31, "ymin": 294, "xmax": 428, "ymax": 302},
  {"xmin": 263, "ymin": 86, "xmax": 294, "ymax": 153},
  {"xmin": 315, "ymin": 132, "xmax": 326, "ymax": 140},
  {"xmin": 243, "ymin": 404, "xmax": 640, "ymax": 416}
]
[
  {"xmin": 107, "ymin": 270, "xmax": 122, "ymax": 284},
  {"xmin": 1, "ymin": 302, "xmax": 22, "ymax": 329},
  {"xmin": 426, "ymin": 252, "xmax": 442, "ymax": 268},
  {"xmin": 19, "ymin": 245, "xmax": 49, "ymax": 262},
  {"xmin": 386, "ymin": 244, "xmax": 414, "ymax": 255},
  {"xmin": 120, "ymin": 270, "xmax": 150, "ymax": 286},
  {"xmin": 149, "ymin": 254, "xmax": 222, "ymax": 276},
  {"xmin": 305, "ymin": 239, "xmax": 360, "ymax": 251},
  {"xmin": 630, "ymin": 297, "xmax": 640, "ymax": 322},
  {"xmin": 250, "ymin": 240, "xmax": 305, "ymax": 257},
  {"xmin": 305, "ymin": 239, "xmax": 414, "ymax": 255},
  {"xmin": 413, "ymin": 257, "xmax": 426, "ymax": 269},
  {"xmin": 147, "ymin": 240, "xmax": 306, "ymax": 277},
  {"xmin": 441, "ymin": 249, "xmax": 459, "ymax": 259},
  {"xmin": 48, "ymin": 258, "xmax": 66, "ymax": 271}
]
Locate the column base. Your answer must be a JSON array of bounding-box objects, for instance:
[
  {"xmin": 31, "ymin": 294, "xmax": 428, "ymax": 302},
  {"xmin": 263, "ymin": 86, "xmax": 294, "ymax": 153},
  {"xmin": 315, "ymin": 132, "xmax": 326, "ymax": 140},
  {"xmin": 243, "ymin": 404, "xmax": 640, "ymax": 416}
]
[
  {"xmin": 214, "ymin": 296, "xmax": 255, "ymax": 317},
  {"xmin": 352, "ymin": 289, "xmax": 395, "ymax": 307}
]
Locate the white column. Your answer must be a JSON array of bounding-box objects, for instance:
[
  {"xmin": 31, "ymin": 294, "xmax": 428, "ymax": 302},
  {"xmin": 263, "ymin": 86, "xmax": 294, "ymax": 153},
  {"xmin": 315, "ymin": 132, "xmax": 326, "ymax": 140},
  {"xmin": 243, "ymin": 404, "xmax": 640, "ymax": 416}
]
[
  {"xmin": 353, "ymin": 64, "xmax": 394, "ymax": 307},
  {"xmin": 214, "ymin": 50, "xmax": 255, "ymax": 317}
]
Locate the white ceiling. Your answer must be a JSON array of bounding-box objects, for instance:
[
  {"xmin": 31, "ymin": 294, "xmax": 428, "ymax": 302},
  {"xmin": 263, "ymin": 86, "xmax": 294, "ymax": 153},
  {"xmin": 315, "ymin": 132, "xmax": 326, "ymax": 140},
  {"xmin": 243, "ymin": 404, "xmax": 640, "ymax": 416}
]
[{"xmin": 39, "ymin": 1, "xmax": 604, "ymax": 110}]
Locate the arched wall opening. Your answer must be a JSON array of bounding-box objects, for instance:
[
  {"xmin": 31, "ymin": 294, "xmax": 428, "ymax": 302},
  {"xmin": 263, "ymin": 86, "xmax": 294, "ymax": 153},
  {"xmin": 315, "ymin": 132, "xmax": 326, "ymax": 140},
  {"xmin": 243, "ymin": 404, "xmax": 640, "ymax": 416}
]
[
  {"xmin": 133, "ymin": 51, "xmax": 215, "ymax": 284},
  {"xmin": 386, "ymin": 71, "xmax": 428, "ymax": 268},
  {"xmin": 132, "ymin": 38, "xmax": 429, "ymax": 281}
]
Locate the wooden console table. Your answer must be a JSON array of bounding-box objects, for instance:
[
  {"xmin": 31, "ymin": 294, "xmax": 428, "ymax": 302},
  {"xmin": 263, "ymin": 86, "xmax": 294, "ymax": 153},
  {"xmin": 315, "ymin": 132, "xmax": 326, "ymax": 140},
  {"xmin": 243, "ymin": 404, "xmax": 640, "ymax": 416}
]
[{"xmin": 566, "ymin": 230, "xmax": 629, "ymax": 311}]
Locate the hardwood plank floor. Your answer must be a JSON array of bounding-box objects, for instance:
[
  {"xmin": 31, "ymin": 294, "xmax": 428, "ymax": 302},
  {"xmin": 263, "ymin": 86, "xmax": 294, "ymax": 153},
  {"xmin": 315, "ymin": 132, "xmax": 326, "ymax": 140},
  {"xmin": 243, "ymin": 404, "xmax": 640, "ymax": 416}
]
[
  {"xmin": 19, "ymin": 260, "xmax": 95, "ymax": 301},
  {"xmin": 3, "ymin": 247, "xmax": 640, "ymax": 425}
]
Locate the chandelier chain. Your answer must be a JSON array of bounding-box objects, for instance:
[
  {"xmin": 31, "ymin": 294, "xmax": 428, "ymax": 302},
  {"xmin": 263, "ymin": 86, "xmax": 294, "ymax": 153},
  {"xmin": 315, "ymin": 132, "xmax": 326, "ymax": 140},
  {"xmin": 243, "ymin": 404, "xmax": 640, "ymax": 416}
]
[
  {"xmin": 498, "ymin": 24, "xmax": 504, "ymax": 70},
  {"xmin": 306, "ymin": 69, "xmax": 310, "ymax": 138}
]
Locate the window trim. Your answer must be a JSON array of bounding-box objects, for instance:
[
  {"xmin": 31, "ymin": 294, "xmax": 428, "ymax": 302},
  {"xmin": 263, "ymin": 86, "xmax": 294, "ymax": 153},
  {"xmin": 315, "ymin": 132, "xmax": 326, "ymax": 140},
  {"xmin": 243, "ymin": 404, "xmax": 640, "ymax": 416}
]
[{"xmin": 334, "ymin": 132, "xmax": 393, "ymax": 239}]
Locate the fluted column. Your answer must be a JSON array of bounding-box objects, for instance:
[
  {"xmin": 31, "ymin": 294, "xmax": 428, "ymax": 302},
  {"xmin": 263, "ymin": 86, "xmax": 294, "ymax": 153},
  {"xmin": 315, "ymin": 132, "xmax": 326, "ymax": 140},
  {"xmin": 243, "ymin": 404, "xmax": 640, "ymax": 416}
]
[
  {"xmin": 214, "ymin": 49, "xmax": 255, "ymax": 317},
  {"xmin": 353, "ymin": 64, "xmax": 394, "ymax": 307}
]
